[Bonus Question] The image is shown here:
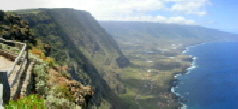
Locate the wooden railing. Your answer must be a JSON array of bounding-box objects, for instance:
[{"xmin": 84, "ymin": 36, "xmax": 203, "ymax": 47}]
[{"xmin": 0, "ymin": 38, "xmax": 27, "ymax": 87}]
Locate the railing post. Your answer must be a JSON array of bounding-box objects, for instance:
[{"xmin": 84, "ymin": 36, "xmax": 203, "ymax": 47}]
[{"xmin": 0, "ymin": 71, "xmax": 10, "ymax": 107}]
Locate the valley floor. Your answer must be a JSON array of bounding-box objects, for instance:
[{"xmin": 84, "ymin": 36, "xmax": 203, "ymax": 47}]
[{"xmin": 118, "ymin": 41, "xmax": 194, "ymax": 109}]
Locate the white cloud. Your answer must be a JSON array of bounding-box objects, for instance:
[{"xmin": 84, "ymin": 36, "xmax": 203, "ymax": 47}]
[
  {"xmin": 0, "ymin": 0, "xmax": 210, "ymax": 24},
  {"xmin": 168, "ymin": 0, "xmax": 211, "ymax": 16},
  {"xmin": 0, "ymin": 0, "xmax": 50, "ymax": 10}
]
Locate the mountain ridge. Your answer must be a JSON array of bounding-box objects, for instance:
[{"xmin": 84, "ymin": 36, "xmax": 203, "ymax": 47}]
[{"xmin": 99, "ymin": 21, "xmax": 238, "ymax": 42}]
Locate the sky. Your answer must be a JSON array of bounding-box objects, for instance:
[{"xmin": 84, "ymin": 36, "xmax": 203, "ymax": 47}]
[{"xmin": 1, "ymin": 0, "xmax": 237, "ymax": 34}]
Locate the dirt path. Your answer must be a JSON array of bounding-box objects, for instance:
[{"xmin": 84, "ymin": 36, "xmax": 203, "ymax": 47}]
[{"xmin": 0, "ymin": 55, "xmax": 14, "ymax": 70}]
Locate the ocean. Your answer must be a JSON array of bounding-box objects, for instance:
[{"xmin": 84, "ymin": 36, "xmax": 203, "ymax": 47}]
[{"xmin": 174, "ymin": 42, "xmax": 238, "ymax": 109}]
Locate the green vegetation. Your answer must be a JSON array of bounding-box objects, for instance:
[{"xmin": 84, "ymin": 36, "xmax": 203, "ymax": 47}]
[
  {"xmin": 55, "ymin": 84, "xmax": 76, "ymax": 102},
  {"xmin": 118, "ymin": 57, "xmax": 186, "ymax": 108},
  {"xmin": 6, "ymin": 8, "xmax": 130, "ymax": 108},
  {"xmin": 5, "ymin": 94, "xmax": 46, "ymax": 109},
  {"xmin": 45, "ymin": 84, "xmax": 76, "ymax": 108},
  {"xmin": 32, "ymin": 63, "xmax": 49, "ymax": 96},
  {"xmin": 0, "ymin": 43, "xmax": 21, "ymax": 54}
]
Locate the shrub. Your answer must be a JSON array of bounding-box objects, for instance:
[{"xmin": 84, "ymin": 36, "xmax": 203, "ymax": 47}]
[
  {"xmin": 5, "ymin": 94, "xmax": 46, "ymax": 109},
  {"xmin": 40, "ymin": 53, "xmax": 45, "ymax": 59},
  {"xmin": 32, "ymin": 48, "xmax": 41, "ymax": 55},
  {"xmin": 45, "ymin": 57, "xmax": 56, "ymax": 67},
  {"xmin": 56, "ymin": 84, "xmax": 75, "ymax": 102},
  {"xmin": 60, "ymin": 72, "xmax": 71, "ymax": 79}
]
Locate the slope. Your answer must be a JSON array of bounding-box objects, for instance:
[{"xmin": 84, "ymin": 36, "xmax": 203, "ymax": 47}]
[{"xmin": 10, "ymin": 8, "xmax": 130, "ymax": 108}]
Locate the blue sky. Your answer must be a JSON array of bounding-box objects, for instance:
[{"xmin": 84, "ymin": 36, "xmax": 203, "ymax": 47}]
[
  {"xmin": 1, "ymin": 0, "xmax": 237, "ymax": 34},
  {"xmin": 204, "ymin": 0, "xmax": 238, "ymax": 34}
]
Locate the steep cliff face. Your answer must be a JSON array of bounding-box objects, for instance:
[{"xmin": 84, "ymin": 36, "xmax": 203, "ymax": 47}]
[
  {"xmin": 1, "ymin": 11, "xmax": 96, "ymax": 108},
  {"xmin": 10, "ymin": 8, "xmax": 129, "ymax": 108}
]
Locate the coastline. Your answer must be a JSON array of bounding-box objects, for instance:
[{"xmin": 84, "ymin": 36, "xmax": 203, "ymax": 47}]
[
  {"xmin": 170, "ymin": 43, "xmax": 205, "ymax": 109},
  {"xmin": 119, "ymin": 41, "xmax": 217, "ymax": 109},
  {"xmin": 170, "ymin": 41, "xmax": 238, "ymax": 109}
]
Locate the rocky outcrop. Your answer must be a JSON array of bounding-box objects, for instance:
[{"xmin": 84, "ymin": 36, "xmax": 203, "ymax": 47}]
[{"xmin": 116, "ymin": 56, "xmax": 130, "ymax": 68}]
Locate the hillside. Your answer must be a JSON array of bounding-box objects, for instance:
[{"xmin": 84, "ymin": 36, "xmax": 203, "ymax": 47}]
[
  {"xmin": 4, "ymin": 8, "xmax": 130, "ymax": 108},
  {"xmin": 99, "ymin": 21, "xmax": 238, "ymax": 49}
]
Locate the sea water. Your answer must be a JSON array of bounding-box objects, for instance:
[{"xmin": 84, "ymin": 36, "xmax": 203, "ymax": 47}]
[{"xmin": 175, "ymin": 42, "xmax": 238, "ymax": 109}]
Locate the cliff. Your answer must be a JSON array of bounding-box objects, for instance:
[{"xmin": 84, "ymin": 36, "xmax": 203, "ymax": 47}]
[
  {"xmin": 1, "ymin": 10, "xmax": 95, "ymax": 108},
  {"xmin": 2, "ymin": 9, "xmax": 130, "ymax": 108}
]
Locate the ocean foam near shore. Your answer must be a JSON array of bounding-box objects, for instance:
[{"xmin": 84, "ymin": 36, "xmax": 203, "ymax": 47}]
[
  {"xmin": 182, "ymin": 46, "xmax": 198, "ymax": 74},
  {"xmin": 172, "ymin": 43, "xmax": 204, "ymax": 109},
  {"xmin": 179, "ymin": 103, "xmax": 188, "ymax": 109},
  {"xmin": 186, "ymin": 57, "xmax": 197, "ymax": 74},
  {"xmin": 171, "ymin": 87, "xmax": 188, "ymax": 109},
  {"xmin": 182, "ymin": 43, "xmax": 206, "ymax": 55}
]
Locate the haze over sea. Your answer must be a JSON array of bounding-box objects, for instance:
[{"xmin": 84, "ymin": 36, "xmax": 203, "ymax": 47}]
[{"xmin": 175, "ymin": 42, "xmax": 238, "ymax": 109}]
